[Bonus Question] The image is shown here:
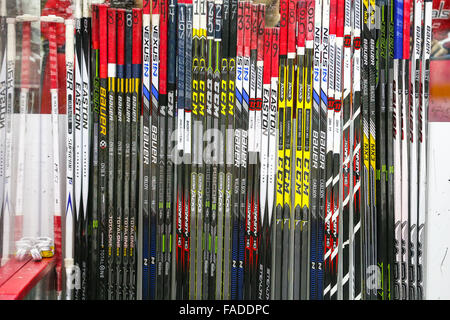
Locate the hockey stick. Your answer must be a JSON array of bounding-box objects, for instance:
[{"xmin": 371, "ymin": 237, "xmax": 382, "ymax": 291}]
[
  {"xmin": 149, "ymin": 0, "xmax": 160, "ymax": 300},
  {"xmin": 209, "ymin": 0, "xmax": 223, "ymax": 299},
  {"xmin": 97, "ymin": 3, "xmax": 109, "ymax": 300},
  {"xmin": 244, "ymin": 3, "xmax": 257, "ymax": 300},
  {"xmin": 106, "ymin": 6, "xmax": 116, "ymax": 300},
  {"xmin": 268, "ymin": 27, "xmax": 280, "ymax": 300},
  {"xmin": 330, "ymin": 0, "xmax": 344, "ymax": 299},
  {"xmin": 1, "ymin": 17, "xmax": 15, "ymax": 268},
  {"xmin": 340, "ymin": 0, "xmax": 353, "ymax": 300},
  {"xmin": 317, "ymin": 0, "xmax": 330, "ymax": 299},
  {"xmin": 281, "ymin": 0, "xmax": 295, "ymax": 300},
  {"xmin": 130, "ymin": 8, "xmax": 142, "ymax": 300},
  {"xmin": 375, "ymin": 0, "xmax": 389, "ymax": 300},
  {"xmin": 89, "ymin": 3, "xmax": 100, "ymax": 300},
  {"xmin": 400, "ymin": 0, "xmax": 410, "ymax": 300},
  {"xmin": 392, "ymin": 0, "xmax": 403, "ymax": 300},
  {"xmin": 158, "ymin": 0, "xmax": 168, "ymax": 300},
  {"xmin": 123, "ymin": 8, "xmax": 133, "ymax": 300},
  {"xmin": 166, "ymin": 0, "xmax": 177, "ymax": 301},
  {"xmin": 80, "ymin": 0, "xmax": 91, "ymax": 300},
  {"xmin": 258, "ymin": 26, "xmax": 272, "ymax": 300},
  {"xmin": 351, "ymin": 0, "xmax": 363, "ymax": 300},
  {"xmin": 15, "ymin": 13, "xmax": 38, "ymax": 263},
  {"xmin": 115, "ymin": 8, "xmax": 126, "ymax": 300},
  {"xmin": 223, "ymin": 0, "xmax": 237, "ymax": 300},
  {"xmin": 41, "ymin": 13, "xmax": 65, "ymax": 301},
  {"xmin": 185, "ymin": 0, "xmax": 194, "ymax": 300},
  {"xmin": 408, "ymin": 0, "xmax": 422, "ymax": 300},
  {"xmin": 174, "ymin": 0, "xmax": 185, "ymax": 300},
  {"xmin": 293, "ymin": 0, "xmax": 307, "ymax": 300},
  {"xmin": 275, "ymin": 0, "xmax": 288, "ymax": 300},
  {"xmin": 324, "ymin": 0, "xmax": 336, "ymax": 299},
  {"xmin": 0, "ymin": 0, "xmax": 6, "ymax": 256},
  {"xmin": 231, "ymin": 0, "xmax": 243, "ymax": 300},
  {"xmin": 251, "ymin": 3, "xmax": 264, "ymax": 299},
  {"xmin": 310, "ymin": 0, "xmax": 322, "ymax": 299},
  {"xmin": 301, "ymin": 0, "xmax": 315, "ymax": 300},
  {"xmin": 417, "ymin": 0, "xmax": 431, "ymax": 300},
  {"xmin": 64, "ymin": 17, "xmax": 75, "ymax": 300}
]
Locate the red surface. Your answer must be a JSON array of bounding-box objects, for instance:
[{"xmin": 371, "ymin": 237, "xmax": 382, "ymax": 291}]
[
  {"xmin": 336, "ymin": 0, "xmax": 344, "ymax": 37},
  {"xmin": 297, "ymin": 0, "xmax": 307, "ymax": 48},
  {"xmin": 306, "ymin": 0, "xmax": 314, "ymax": 42},
  {"xmin": 48, "ymin": 22, "xmax": 59, "ymax": 90},
  {"xmin": 132, "ymin": 8, "xmax": 143, "ymax": 65},
  {"xmin": 107, "ymin": 8, "xmax": 117, "ymax": 64},
  {"xmin": 54, "ymin": 216, "xmax": 62, "ymax": 293},
  {"xmin": 271, "ymin": 28, "xmax": 280, "ymax": 78},
  {"xmin": 257, "ymin": 5, "xmax": 265, "ymax": 62},
  {"xmin": 92, "ymin": 4, "xmax": 100, "ymax": 51},
  {"xmin": 20, "ymin": 22, "xmax": 32, "ymax": 89},
  {"xmin": 237, "ymin": 2, "xmax": 244, "ymax": 56},
  {"xmin": 152, "ymin": 0, "xmax": 159, "ymax": 15},
  {"xmin": 41, "ymin": 0, "xmax": 71, "ymax": 46},
  {"xmin": 143, "ymin": 0, "xmax": 150, "ymax": 14},
  {"xmin": 117, "ymin": 9, "xmax": 126, "ymax": 66},
  {"xmin": 40, "ymin": 51, "xmax": 66, "ymax": 115},
  {"xmin": 329, "ymin": 0, "xmax": 337, "ymax": 37},
  {"xmin": 264, "ymin": 29, "xmax": 271, "ymax": 84},
  {"xmin": 251, "ymin": 4, "xmax": 258, "ymax": 52},
  {"xmin": 99, "ymin": 4, "xmax": 109, "ymax": 79},
  {"xmin": 244, "ymin": 2, "xmax": 252, "ymax": 57},
  {"xmin": 0, "ymin": 258, "xmax": 30, "ymax": 288},
  {"xmin": 403, "ymin": 0, "xmax": 411, "ymax": 59},
  {"xmin": 0, "ymin": 258, "xmax": 56, "ymax": 300},
  {"xmin": 280, "ymin": 0, "xmax": 288, "ymax": 55}
]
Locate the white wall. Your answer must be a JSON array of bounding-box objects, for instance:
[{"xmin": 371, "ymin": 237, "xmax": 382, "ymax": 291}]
[{"xmin": 426, "ymin": 122, "xmax": 450, "ymax": 299}]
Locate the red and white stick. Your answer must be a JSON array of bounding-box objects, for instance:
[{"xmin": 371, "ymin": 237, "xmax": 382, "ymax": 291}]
[{"xmin": 40, "ymin": 14, "xmax": 65, "ymax": 299}]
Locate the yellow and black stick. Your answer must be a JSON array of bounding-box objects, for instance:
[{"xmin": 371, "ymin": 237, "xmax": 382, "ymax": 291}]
[
  {"xmin": 274, "ymin": 0, "xmax": 288, "ymax": 300},
  {"xmin": 293, "ymin": 0, "xmax": 307, "ymax": 300}
]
